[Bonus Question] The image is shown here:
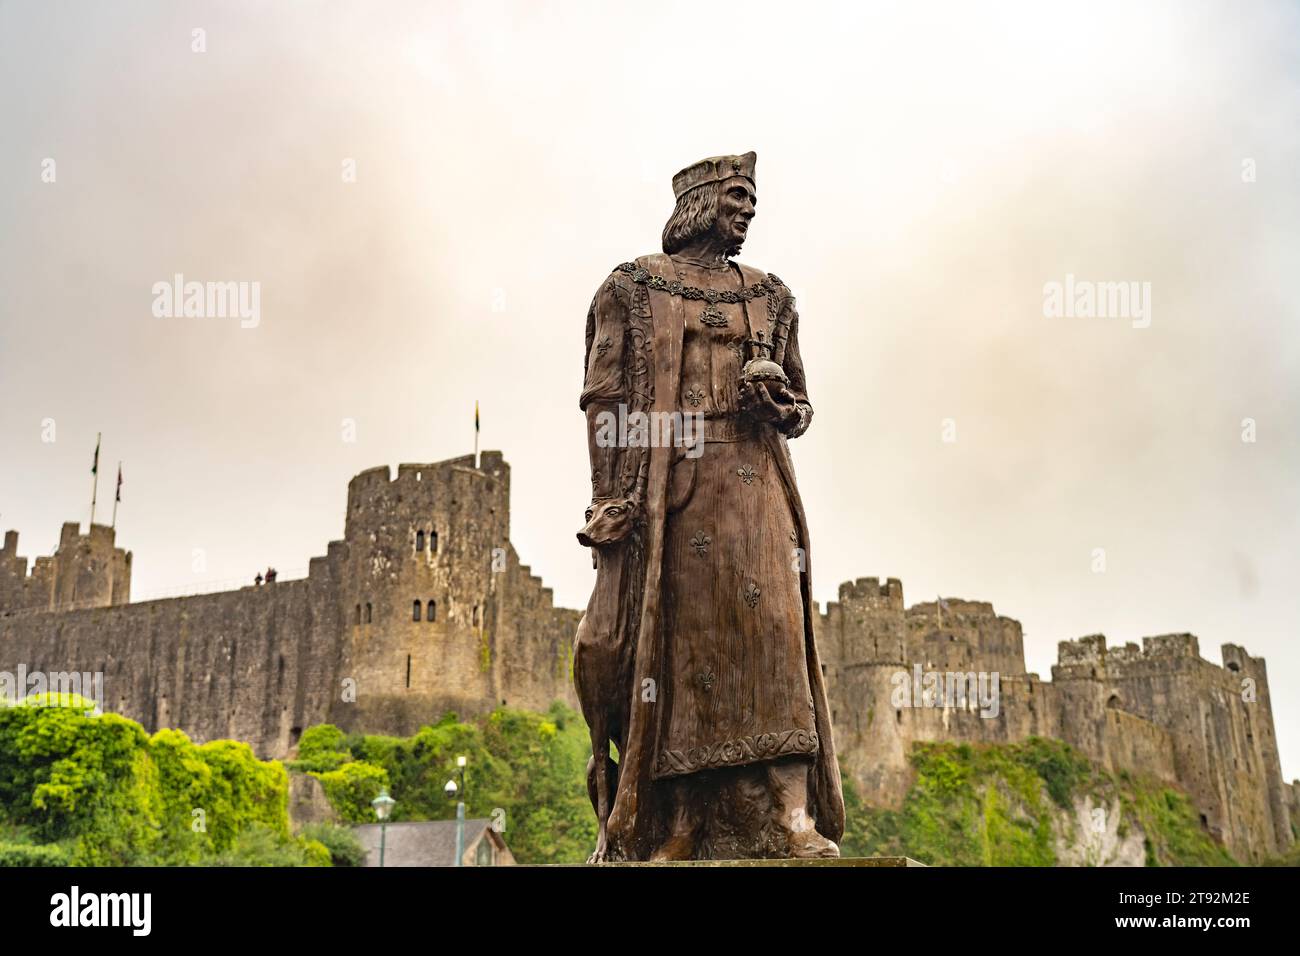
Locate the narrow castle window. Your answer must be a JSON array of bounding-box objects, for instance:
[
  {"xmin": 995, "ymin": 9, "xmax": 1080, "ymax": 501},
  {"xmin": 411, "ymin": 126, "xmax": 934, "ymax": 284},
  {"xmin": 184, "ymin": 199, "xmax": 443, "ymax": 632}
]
[
  {"xmin": 416, "ymin": 530, "xmax": 425, "ymax": 551},
  {"xmin": 355, "ymin": 604, "xmax": 361, "ymax": 625},
  {"xmin": 472, "ymin": 604, "xmax": 480, "ymax": 627},
  {"xmin": 426, "ymin": 600, "xmax": 436, "ymax": 622},
  {"xmin": 365, "ymin": 602, "xmax": 372, "ymax": 624},
  {"xmin": 413, "ymin": 600, "xmax": 422, "ymax": 622},
  {"xmin": 406, "ymin": 654, "xmax": 412, "ymax": 689},
  {"xmin": 430, "ymin": 530, "xmax": 438, "ymax": 553}
]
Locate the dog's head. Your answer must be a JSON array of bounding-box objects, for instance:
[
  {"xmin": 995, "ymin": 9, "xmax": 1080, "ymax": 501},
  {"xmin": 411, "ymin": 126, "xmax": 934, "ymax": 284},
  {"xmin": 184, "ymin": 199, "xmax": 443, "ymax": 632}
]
[{"xmin": 577, "ymin": 497, "xmax": 638, "ymax": 547}]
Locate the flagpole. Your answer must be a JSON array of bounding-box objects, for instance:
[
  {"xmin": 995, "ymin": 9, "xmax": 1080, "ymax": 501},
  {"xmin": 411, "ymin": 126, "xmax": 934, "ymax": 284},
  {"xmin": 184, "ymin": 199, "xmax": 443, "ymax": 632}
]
[
  {"xmin": 474, "ymin": 400, "xmax": 480, "ymax": 469},
  {"xmin": 89, "ymin": 432, "xmax": 101, "ymax": 528},
  {"xmin": 111, "ymin": 462, "xmax": 121, "ymax": 529}
]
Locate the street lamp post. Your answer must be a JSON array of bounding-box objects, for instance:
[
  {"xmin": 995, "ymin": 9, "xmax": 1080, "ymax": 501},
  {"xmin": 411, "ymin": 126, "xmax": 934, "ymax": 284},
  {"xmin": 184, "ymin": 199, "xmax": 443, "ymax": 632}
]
[
  {"xmin": 372, "ymin": 788, "xmax": 395, "ymax": 867},
  {"xmin": 444, "ymin": 755, "xmax": 468, "ymax": 866}
]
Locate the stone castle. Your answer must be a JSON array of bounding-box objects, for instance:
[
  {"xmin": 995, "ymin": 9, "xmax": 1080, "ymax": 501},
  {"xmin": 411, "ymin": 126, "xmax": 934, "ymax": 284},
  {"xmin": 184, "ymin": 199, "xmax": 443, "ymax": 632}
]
[
  {"xmin": 0, "ymin": 453, "xmax": 579, "ymax": 759},
  {"xmin": 1, "ymin": 452, "xmax": 1294, "ymax": 862},
  {"xmin": 817, "ymin": 580, "xmax": 1296, "ymax": 862}
]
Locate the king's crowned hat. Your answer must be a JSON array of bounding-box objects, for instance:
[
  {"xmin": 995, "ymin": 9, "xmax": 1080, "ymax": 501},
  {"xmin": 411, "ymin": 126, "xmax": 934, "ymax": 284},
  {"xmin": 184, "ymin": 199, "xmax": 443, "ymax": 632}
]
[{"xmin": 671, "ymin": 151, "xmax": 757, "ymax": 200}]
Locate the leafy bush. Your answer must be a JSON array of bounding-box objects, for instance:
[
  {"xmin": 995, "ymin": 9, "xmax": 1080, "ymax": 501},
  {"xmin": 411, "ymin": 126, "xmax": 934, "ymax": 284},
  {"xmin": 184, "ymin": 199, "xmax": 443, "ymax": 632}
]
[
  {"xmin": 301, "ymin": 823, "xmax": 365, "ymax": 867},
  {"xmin": 0, "ymin": 841, "xmax": 72, "ymax": 866},
  {"xmin": 205, "ymin": 825, "xmax": 330, "ymax": 867},
  {"xmin": 312, "ymin": 761, "xmax": 390, "ymax": 824},
  {"xmin": 1018, "ymin": 736, "xmax": 1095, "ymax": 809},
  {"xmin": 288, "ymin": 725, "xmax": 353, "ymax": 773},
  {"xmin": 0, "ymin": 696, "xmax": 308, "ymax": 866}
]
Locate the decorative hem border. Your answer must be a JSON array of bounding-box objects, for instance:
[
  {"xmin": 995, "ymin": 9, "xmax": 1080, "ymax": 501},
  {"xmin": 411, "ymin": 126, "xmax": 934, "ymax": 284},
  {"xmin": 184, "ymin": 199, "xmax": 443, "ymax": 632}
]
[{"xmin": 653, "ymin": 728, "xmax": 819, "ymax": 779}]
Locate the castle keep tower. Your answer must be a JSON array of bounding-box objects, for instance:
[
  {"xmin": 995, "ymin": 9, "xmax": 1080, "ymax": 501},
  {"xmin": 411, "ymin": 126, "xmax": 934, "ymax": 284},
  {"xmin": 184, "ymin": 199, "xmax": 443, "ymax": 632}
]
[
  {"xmin": 327, "ymin": 451, "xmax": 579, "ymax": 737},
  {"xmin": 334, "ymin": 452, "xmax": 577, "ymax": 734}
]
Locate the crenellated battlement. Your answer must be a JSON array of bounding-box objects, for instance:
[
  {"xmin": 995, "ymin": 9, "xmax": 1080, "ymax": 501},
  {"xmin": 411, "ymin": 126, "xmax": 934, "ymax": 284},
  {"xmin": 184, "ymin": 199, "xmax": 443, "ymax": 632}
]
[
  {"xmin": 834, "ymin": 576, "xmax": 905, "ymax": 609},
  {"xmin": 0, "ymin": 522, "xmax": 131, "ymax": 614},
  {"xmin": 1056, "ymin": 632, "xmax": 1205, "ymax": 672},
  {"xmin": 345, "ymin": 454, "xmax": 511, "ymax": 538},
  {"xmin": 1056, "ymin": 633, "xmax": 1109, "ymax": 665}
]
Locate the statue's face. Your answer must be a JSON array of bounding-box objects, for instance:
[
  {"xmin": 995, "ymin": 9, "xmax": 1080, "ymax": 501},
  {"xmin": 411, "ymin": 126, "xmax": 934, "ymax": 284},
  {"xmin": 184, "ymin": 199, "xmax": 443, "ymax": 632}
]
[{"xmin": 714, "ymin": 175, "xmax": 757, "ymax": 250}]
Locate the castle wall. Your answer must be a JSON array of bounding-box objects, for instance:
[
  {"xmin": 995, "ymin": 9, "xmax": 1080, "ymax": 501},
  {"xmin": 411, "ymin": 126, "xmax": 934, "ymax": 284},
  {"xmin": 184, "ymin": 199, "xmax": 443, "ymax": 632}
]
[
  {"xmin": 821, "ymin": 580, "xmax": 1292, "ymax": 862},
  {"xmin": 0, "ymin": 576, "xmax": 340, "ymax": 757},
  {"xmin": 818, "ymin": 579, "xmax": 1058, "ymax": 806},
  {"xmin": 1102, "ymin": 708, "xmax": 1178, "ymax": 785},
  {"xmin": 1052, "ymin": 634, "xmax": 1292, "ymax": 861},
  {"xmin": 1284, "ymin": 780, "xmax": 1300, "ymax": 841},
  {"xmin": 0, "ymin": 452, "xmax": 576, "ymax": 758},
  {"xmin": 491, "ymin": 551, "xmax": 582, "ymax": 713}
]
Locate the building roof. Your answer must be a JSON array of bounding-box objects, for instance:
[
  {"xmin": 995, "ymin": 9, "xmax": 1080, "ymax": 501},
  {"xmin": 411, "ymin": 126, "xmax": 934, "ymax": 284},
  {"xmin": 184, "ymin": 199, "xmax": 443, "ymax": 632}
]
[{"xmin": 352, "ymin": 819, "xmax": 510, "ymax": 867}]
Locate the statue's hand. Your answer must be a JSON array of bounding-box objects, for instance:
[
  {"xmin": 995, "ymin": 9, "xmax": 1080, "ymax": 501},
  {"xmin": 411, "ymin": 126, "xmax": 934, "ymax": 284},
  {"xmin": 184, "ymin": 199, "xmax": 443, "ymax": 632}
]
[{"xmin": 739, "ymin": 381, "xmax": 799, "ymax": 429}]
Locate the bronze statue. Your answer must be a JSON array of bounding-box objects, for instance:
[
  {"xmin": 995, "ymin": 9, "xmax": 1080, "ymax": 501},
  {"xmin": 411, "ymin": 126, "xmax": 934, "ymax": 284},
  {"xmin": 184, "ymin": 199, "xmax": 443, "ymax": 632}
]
[{"xmin": 574, "ymin": 151, "xmax": 844, "ymax": 861}]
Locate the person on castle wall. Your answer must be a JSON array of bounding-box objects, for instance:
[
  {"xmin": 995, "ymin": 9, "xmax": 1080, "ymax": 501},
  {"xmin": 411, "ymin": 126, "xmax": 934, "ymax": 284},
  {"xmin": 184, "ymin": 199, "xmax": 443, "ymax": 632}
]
[
  {"xmin": 254, "ymin": 572, "xmax": 263, "ymax": 587},
  {"xmin": 574, "ymin": 151, "xmax": 843, "ymax": 862},
  {"xmin": 265, "ymin": 567, "xmax": 277, "ymax": 583}
]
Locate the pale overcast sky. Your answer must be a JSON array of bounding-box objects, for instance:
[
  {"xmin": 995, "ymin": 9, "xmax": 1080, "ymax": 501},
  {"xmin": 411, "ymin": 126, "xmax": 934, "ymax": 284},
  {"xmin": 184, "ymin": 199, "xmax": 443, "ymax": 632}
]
[{"xmin": 1, "ymin": 0, "xmax": 1297, "ymax": 777}]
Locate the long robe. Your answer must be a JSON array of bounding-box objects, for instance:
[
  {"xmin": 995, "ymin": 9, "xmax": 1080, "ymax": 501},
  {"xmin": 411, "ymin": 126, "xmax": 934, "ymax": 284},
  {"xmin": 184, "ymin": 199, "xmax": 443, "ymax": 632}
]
[{"xmin": 579, "ymin": 252, "xmax": 843, "ymax": 860}]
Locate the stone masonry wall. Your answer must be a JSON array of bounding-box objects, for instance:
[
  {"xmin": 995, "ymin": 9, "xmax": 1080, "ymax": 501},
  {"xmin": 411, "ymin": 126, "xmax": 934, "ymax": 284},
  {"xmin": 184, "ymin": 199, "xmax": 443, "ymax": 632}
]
[
  {"xmin": 818, "ymin": 578, "xmax": 1294, "ymax": 863},
  {"xmin": 0, "ymin": 452, "xmax": 577, "ymax": 758}
]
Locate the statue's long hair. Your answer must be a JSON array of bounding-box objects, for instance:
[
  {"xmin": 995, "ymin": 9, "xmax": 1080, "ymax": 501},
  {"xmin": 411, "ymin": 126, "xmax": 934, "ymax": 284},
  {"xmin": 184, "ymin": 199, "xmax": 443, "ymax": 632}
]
[{"xmin": 661, "ymin": 182, "xmax": 721, "ymax": 255}]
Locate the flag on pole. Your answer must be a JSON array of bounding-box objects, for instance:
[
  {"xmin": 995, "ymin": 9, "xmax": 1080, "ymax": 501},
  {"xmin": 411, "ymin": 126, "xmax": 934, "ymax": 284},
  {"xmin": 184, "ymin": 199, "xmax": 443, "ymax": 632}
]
[
  {"xmin": 112, "ymin": 462, "xmax": 123, "ymax": 529},
  {"xmin": 475, "ymin": 401, "xmax": 480, "ymax": 433},
  {"xmin": 89, "ymin": 432, "xmax": 102, "ymax": 527}
]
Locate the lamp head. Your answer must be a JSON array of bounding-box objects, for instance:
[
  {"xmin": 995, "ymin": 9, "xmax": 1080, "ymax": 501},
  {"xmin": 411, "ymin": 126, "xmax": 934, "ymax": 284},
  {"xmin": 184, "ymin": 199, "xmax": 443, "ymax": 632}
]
[{"xmin": 371, "ymin": 788, "xmax": 395, "ymax": 821}]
